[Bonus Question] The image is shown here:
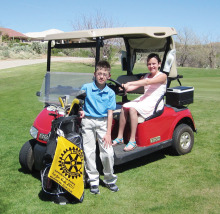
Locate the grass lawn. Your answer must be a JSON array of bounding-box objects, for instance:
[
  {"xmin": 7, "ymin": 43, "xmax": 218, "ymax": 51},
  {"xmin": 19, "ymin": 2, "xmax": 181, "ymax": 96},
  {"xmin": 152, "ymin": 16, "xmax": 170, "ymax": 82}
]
[{"xmin": 0, "ymin": 62, "xmax": 220, "ymax": 214}]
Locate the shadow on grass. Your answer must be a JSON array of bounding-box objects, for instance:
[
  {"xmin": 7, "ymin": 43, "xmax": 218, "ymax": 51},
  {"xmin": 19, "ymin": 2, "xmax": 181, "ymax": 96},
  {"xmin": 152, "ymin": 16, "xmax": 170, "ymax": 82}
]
[
  {"xmin": 18, "ymin": 167, "xmax": 82, "ymax": 204},
  {"xmin": 96, "ymin": 147, "xmax": 172, "ymax": 176},
  {"xmin": 38, "ymin": 189, "xmax": 84, "ymax": 205},
  {"xmin": 17, "ymin": 148, "xmax": 171, "ymax": 203},
  {"xmin": 38, "ymin": 189, "xmax": 54, "ymax": 202},
  {"xmin": 18, "ymin": 167, "xmax": 41, "ymax": 180}
]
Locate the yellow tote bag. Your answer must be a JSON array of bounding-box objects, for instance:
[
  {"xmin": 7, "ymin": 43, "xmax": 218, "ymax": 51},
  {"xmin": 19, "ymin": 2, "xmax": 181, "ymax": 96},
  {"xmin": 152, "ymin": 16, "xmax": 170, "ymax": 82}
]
[{"xmin": 48, "ymin": 136, "xmax": 84, "ymax": 200}]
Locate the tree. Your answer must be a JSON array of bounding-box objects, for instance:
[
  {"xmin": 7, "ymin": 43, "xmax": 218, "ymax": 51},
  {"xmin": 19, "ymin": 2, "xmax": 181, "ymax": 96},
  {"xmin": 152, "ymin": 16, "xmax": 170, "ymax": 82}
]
[
  {"xmin": 208, "ymin": 43, "xmax": 216, "ymax": 68},
  {"xmin": 0, "ymin": 30, "xmax": 2, "ymax": 43},
  {"xmin": 71, "ymin": 11, "xmax": 123, "ymax": 64},
  {"xmin": 175, "ymin": 28, "xmax": 200, "ymax": 67},
  {"xmin": 203, "ymin": 37, "xmax": 217, "ymax": 68},
  {"xmin": 72, "ymin": 11, "xmax": 115, "ymax": 31},
  {"xmin": 175, "ymin": 28, "xmax": 219, "ymax": 68}
]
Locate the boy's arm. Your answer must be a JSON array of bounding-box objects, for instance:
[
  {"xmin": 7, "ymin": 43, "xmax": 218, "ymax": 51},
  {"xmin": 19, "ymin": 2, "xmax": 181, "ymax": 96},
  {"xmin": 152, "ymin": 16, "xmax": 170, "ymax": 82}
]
[
  {"xmin": 79, "ymin": 85, "xmax": 86, "ymax": 118},
  {"xmin": 102, "ymin": 110, "xmax": 113, "ymax": 148}
]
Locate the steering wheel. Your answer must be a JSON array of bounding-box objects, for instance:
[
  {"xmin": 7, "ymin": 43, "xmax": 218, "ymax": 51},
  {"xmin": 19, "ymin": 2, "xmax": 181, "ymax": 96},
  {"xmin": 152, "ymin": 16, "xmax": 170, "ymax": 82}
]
[{"xmin": 107, "ymin": 78, "xmax": 126, "ymax": 96}]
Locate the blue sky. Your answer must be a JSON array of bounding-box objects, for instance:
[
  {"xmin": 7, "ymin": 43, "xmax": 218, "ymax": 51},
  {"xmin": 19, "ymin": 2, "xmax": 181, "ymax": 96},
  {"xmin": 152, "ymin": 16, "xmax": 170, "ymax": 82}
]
[{"xmin": 1, "ymin": 0, "xmax": 219, "ymax": 42}]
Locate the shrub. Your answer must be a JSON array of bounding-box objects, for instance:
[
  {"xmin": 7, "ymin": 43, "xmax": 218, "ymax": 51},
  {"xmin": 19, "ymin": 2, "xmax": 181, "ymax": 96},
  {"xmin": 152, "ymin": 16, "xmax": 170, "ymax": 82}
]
[
  {"xmin": 0, "ymin": 42, "xmax": 48, "ymax": 59},
  {"xmin": 2, "ymin": 49, "xmax": 10, "ymax": 58},
  {"xmin": 31, "ymin": 42, "xmax": 47, "ymax": 54}
]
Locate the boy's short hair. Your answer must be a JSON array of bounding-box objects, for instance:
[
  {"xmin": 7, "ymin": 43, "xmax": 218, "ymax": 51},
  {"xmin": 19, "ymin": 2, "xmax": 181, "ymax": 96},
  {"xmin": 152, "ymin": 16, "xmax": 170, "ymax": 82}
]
[{"xmin": 96, "ymin": 60, "xmax": 111, "ymax": 72}]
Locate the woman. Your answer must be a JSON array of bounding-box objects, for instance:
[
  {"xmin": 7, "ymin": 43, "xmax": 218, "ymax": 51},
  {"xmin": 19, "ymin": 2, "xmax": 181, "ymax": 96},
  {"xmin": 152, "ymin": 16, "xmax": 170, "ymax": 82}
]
[{"xmin": 112, "ymin": 53, "xmax": 167, "ymax": 151}]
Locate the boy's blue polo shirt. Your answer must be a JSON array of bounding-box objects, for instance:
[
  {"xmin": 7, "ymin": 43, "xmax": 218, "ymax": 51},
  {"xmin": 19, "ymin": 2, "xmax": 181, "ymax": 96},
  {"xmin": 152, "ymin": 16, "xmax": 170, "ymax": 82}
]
[{"xmin": 81, "ymin": 81, "xmax": 116, "ymax": 118}]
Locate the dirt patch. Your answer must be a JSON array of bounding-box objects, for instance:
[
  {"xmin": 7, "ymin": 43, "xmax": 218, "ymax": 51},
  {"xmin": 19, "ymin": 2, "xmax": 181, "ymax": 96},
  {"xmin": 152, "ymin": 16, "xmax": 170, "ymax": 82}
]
[{"xmin": 0, "ymin": 57, "xmax": 94, "ymax": 70}]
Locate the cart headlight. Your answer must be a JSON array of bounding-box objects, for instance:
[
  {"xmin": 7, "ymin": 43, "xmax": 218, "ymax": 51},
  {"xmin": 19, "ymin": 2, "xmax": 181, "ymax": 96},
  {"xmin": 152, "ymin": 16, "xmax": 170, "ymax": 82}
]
[{"xmin": 30, "ymin": 126, "xmax": 38, "ymax": 139}]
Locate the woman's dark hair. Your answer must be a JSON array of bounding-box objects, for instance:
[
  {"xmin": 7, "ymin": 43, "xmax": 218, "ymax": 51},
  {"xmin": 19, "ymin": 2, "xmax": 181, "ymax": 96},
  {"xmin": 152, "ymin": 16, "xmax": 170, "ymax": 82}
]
[{"xmin": 147, "ymin": 53, "xmax": 161, "ymax": 63}]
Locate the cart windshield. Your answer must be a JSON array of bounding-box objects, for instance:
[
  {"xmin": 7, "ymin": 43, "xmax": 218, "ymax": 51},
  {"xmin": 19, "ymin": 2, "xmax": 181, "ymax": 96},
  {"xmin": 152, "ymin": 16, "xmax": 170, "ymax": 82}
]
[{"xmin": 38, "ymin": 72, "xmax": 94, "ymax": 105}]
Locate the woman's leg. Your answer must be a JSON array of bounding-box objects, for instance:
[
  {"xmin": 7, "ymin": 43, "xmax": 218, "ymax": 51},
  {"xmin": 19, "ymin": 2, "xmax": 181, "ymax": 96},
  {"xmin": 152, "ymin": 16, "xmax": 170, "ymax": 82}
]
[
  {"xmin": 123, "ymin": 107, "xmax": 138, "ymax": 151},
  {"xmin": 129, "ymin": 107, "xmax": 138, "ymax": 142},
  {"xmin": 117, "ymin": 107, "xmax": 128, "ymax": 139}
]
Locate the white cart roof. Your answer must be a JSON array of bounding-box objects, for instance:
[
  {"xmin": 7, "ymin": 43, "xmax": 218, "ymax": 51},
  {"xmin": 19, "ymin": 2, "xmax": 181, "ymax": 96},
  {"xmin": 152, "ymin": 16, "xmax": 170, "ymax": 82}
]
[{"xmin": 44, "ymin": 27, "xmax": 177, "ymax": 41}]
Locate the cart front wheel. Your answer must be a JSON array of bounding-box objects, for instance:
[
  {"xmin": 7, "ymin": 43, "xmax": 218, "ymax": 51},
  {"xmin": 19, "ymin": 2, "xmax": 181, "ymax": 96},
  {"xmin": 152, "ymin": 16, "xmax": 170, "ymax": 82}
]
[{"xmin": 19, "ymin": 139, "xmax": 36, "ymax": 172}]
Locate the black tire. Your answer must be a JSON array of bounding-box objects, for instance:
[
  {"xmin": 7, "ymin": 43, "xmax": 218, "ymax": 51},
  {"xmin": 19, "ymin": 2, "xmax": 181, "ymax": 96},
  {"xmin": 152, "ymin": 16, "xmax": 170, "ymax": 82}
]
[
  {"xmin": 172, "ymin": 124, "xmax": 194, "ymax": 155},
  {"xmin": 19, "ymin": 139, "xmax": 36, "ymax": 172}
]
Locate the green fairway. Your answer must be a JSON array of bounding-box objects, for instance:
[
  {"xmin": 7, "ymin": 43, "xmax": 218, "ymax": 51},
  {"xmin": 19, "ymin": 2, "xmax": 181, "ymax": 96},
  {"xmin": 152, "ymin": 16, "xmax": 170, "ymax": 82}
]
[{"xmin": 0, "ymin": 62, "xmax": 220, "ymax": 214}]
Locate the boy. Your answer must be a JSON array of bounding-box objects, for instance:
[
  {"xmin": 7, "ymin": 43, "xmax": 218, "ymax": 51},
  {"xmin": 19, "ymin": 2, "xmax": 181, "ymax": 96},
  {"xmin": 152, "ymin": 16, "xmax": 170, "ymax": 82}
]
[{"xmin": 79, "ymin": 60, "xmax": 118, "ymax": 194}]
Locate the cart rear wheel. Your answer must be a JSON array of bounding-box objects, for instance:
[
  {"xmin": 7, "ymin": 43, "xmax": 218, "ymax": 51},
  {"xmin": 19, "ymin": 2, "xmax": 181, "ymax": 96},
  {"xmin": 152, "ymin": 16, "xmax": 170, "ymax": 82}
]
[
  {"xmin": 172, "ymin": 124, "xmax": 194, "ymax": 155},
  {"xmin": 19, "ymin": 140, "xmax": 36, "ymax": 172}
]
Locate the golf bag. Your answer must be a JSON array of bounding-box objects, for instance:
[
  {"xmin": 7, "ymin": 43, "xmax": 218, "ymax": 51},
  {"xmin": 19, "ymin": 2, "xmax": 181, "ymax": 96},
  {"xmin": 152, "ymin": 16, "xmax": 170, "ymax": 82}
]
[{"xmin": 41, "ymin": 115, "xmax": 84, "ymax": 204}]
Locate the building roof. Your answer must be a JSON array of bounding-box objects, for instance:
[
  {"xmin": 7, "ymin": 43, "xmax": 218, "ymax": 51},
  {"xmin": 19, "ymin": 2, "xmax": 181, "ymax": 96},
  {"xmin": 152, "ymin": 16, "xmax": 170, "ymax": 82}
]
[
  {"xmin": 0, "ymin": 27, "xmax": 28, "ymax": 39},
  {"xmin": 24, "ymin": 29, "xmax": 64, "ymax": 39}
]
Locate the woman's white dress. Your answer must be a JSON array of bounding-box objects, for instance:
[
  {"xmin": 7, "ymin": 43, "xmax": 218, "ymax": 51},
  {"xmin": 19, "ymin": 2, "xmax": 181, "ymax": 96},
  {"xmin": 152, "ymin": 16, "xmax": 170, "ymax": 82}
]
[{"xmin": 123, "ymin": 72, "xmax": 166, "ymax": 118}]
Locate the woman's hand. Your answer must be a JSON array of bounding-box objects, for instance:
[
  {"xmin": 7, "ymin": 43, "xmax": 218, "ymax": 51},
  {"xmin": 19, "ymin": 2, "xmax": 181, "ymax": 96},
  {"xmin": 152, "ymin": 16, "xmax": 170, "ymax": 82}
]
[
  {"xmin": 122, "ymin": 82, "xmax": 130, "ymax": 91},
  {"xmin": 122, "ymin": 82, "xmax": 140, "ymax": 92}
]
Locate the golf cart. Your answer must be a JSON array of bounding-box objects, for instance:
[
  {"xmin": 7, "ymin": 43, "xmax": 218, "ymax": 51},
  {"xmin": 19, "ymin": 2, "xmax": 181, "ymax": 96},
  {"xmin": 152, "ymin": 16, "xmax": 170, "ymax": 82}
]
[{"xmin": 19, "ymin": 27, "xmax": 196, "ymax": 173}]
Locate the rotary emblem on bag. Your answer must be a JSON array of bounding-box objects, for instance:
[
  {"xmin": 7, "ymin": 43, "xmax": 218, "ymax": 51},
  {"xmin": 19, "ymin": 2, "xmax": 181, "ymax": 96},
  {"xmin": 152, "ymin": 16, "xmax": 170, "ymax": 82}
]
[{"xmin": 58, "ymin": 147, "xmax": 84, "ymax": 179}]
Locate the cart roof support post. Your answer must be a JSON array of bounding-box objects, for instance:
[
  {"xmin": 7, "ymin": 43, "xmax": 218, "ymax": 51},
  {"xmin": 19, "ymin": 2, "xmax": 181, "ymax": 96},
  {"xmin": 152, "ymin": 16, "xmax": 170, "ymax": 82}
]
[
  {"xmin": 161, "ymin": 37, "xmax": 171, "ymax": 72},
  {"xmin": 95, "ymin": 37, "xmax": 103, "ymax": 67},
  {"xmin": 124, "ymin": 38, "xmax": 132, "ymax": 75},
  {"xmin": 47, "ymin": 40, "xmax": 52, "ymax": 72}
]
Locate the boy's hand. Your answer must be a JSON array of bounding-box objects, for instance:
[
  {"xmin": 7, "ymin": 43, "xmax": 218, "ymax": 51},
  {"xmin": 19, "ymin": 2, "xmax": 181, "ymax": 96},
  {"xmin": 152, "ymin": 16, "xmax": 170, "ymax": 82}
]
[
  {"xmin": 102, "ymin": 133, "xmax": 112, "ymax": 148},
  {"xmin": 79, "ymin": 110, "xmax": 85, "ymax": 118}
]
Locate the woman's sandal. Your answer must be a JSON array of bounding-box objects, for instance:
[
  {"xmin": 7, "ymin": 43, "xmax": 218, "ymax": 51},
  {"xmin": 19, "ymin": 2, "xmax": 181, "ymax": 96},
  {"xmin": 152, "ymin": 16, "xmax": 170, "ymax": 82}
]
[
  {"xmin": 112, "ymin": 138, "xmax": 124, "ymax": 146},
  {"xmin": 123, "ymin": 141, "xmax": 137, "ymax": 152}
]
